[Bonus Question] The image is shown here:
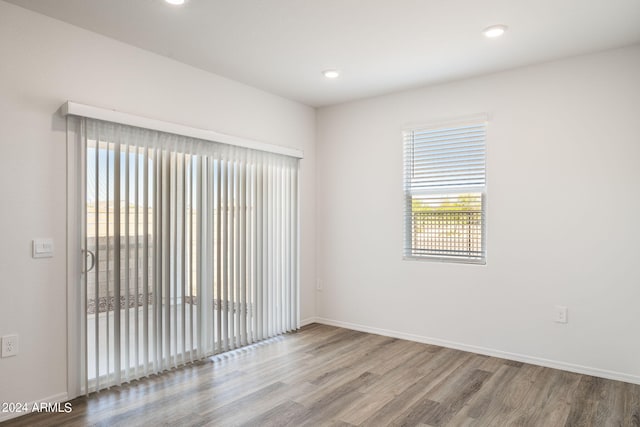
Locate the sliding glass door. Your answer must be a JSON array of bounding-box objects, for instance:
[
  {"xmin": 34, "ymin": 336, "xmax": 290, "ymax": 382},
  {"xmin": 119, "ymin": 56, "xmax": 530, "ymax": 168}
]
[{"xmin": 79, "ymin": 118, "xmax": 299, "ymax": 393}]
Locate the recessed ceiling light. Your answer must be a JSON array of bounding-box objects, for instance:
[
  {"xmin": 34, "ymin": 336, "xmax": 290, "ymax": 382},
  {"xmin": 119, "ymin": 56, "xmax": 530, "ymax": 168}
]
[
  {"xmin": 323, "ymin": 69, "xmax": 340, "ymax": 79},
  {"xmin": 165, "ymin": 0, "xmax": 185, "ymax": 5},
  {"xmin": 483, "ymin": 25, "xmax": 508, "ymax": 38}
]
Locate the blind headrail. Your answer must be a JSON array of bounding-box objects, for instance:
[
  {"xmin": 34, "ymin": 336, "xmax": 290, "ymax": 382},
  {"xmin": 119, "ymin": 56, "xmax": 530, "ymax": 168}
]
[{"xmin": 60, "ymin": 101, "xmax": 304, "ymax": 159}]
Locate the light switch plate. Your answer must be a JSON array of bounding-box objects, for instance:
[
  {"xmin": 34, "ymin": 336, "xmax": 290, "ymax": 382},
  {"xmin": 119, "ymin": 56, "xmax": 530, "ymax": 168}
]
[{"xmin": 32, "ymin": 238, "xmax": 54, "ymax": 258}]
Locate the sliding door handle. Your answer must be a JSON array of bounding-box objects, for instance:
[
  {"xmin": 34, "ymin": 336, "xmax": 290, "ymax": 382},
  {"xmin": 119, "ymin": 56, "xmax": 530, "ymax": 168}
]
[{"xmin": 83, "ymin": 249, "xmax": 95, "ymax": 273}]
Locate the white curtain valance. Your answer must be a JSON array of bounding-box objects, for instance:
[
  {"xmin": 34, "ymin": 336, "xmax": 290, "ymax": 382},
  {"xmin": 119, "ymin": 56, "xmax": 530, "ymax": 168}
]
[{"xmin": 61, "ymin": 101, "xmax": 304, "ymax": 159}]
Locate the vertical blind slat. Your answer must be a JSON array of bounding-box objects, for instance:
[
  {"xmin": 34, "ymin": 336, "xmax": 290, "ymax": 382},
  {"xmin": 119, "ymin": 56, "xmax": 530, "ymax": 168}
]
[
  {"xmin": 105, "ymin": 138, "xmax": 111, "ymax": 388},
  {"xmin": 81, "ymin": 120, "xmax": 88, "ymax": 395},
  {"xmin": 222, "ymin": 158, "xmax": 228, "ymax": 350},
  {"xmin": 215, "ymin": 158, "xmax": 222, "ymax": 354},
  {"xmin": 181, "ymin": 153, "xmax": 187, "ymax": 365},
  {"xmin": 196, "ymin": 156, "xmax": 204, "ymax": 358},
  {"xmin": 113, "ymin": 140, "xmax": 121, "ymax": 387},
  {"xmin": 134, "ymin": 145, "xmax": 139, "ymax": 378},
  {"xmin": 164, "ymin": 150, "xmax": 171, "ymax": 370},
  {"xmin": 239, "ymin": 158, "xmax": 246, "ymax": 347},
  {"xmin": 188, "ymin": 153, "xmax": 194, "ymax": 362},
  {"xmin": 257, "ymin": 161, "xmax": 264, "ymax": 342},
  {"xmin": 93, "ymin": 137, "xmax": 100, "ymax": 393},
  {"xmin": 143, "ymin": 145, "xmax": 150, "ymax": 376},
  {"xmin": 204, "ymin": 158, "xmax": 212, "ymax": 355},
  {"xmin": 124, "ymin": 144, "xmax": 130, "ymax": 383}
]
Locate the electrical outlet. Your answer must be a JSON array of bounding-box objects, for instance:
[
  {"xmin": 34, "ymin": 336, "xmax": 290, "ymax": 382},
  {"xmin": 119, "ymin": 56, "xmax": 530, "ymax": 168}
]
[
  {"xmin": 554, "ymin": 306, "xmax": 568, "ymax": 324},
  {"xmin": 1, "ymin": 335, "xmax": 19, "ymax": 357}
]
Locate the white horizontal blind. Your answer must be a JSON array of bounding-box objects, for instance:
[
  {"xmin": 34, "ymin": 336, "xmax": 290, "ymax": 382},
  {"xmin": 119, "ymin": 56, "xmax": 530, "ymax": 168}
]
[
  {"xmin": 80, "ymin": 118, "xmax": 298, "ymax": 393},
  {"xmin": 403, "ymin": 121, "xmax": 486, "ymax": 262}
]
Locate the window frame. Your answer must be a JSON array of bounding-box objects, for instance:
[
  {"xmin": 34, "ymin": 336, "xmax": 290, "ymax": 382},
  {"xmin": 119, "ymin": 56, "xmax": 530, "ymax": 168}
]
[{"xmin": 402, "ymin": 116, "xmax": 488, "ymax": 265}]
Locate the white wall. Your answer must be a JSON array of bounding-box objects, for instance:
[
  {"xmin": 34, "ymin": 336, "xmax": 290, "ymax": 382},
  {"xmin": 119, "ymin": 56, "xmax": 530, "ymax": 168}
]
[
  {"xmin": 316, "ymin": 45, "xmax": 640, "ymax": 382},
  {"xmin": 0, "ymin": 1, "xmax": 315, "ymax": 407}
]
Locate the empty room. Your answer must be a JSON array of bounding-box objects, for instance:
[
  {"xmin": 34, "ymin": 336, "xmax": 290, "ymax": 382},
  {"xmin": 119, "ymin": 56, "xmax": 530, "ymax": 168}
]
[{"xmin": 1, "ymin": 0, "xmax": 639, "ymax": 426}]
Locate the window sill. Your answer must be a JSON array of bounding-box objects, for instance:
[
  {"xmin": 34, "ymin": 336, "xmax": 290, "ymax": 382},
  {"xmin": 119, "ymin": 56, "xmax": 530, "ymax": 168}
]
[{"xmin": 402, "ymin": 255, "xmax": 486, "ymax": 265}]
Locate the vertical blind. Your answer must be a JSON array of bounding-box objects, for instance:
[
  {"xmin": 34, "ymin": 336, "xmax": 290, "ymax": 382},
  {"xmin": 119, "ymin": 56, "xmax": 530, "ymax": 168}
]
[
  {"xmin": 403, "ymin": 121, "xmax": 487, "ymax": 262},
  {"xmin": 80, "ymin": 118, "xmax": 299, "ymax": 393}
]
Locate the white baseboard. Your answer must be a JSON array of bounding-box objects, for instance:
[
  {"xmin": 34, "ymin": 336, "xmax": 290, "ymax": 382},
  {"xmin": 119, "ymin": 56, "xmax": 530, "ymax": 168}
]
[
  {"xmin": 299, "ymin": 317, "xmax": 319, "ymax": 327},
  {"xmin": 0, "ymin": 392, "xmax": 69, "ymax": 423},
  {"xmin": 313, "ymin": 317, "xmax": 640, "ymax": 386}
]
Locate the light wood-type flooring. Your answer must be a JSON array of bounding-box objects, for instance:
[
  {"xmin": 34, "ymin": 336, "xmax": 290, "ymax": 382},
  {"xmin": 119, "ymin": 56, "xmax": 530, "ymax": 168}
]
[{"xmin": 4, "ymin": 324, "xmax": 640, "ymax": 426}]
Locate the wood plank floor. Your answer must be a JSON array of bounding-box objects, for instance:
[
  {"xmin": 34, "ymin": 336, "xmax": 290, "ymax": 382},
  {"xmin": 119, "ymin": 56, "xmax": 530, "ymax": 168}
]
[{"xmin": 4, "ymin": 324, "xmax": 640, "ymax": 426}]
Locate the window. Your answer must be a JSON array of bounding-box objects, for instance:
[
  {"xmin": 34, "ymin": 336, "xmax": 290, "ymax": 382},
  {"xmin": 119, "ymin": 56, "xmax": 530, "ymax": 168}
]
[{"xmin": 403, "ymin": 119, "xmax": 486, "ymax": 263}]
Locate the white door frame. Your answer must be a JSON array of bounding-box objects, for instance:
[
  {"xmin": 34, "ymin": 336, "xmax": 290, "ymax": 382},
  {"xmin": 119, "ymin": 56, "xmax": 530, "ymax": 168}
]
[{"xmin": 66, "ymin": 116, "xmax": 85, "ymax": 399}]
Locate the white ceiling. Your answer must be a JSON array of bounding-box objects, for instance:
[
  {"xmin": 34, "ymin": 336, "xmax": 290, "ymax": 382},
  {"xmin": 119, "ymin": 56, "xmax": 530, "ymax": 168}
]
[{"xmin": 6, "ymin": 0, "xmax": 640, "ymax": 107}]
